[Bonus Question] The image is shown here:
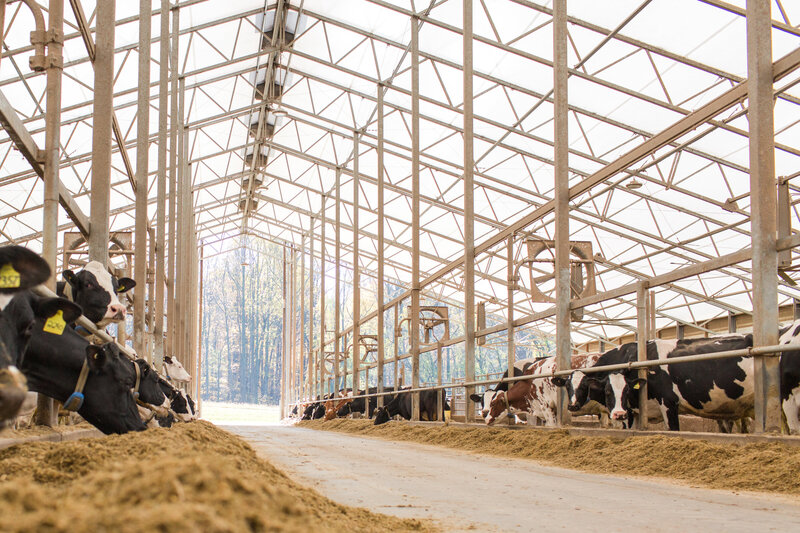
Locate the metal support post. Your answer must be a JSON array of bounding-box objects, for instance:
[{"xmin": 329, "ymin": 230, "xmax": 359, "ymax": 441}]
[
  {"xmin": 320, "ymin": 195, "xmax": 326, "ymax": 397},
  {"xmin": 507, "ymin": 235, "xmax": 514, "ymax": 426},
  {"xmin": 462, "ymin": 1, "xmax": 475, "ymax": 423},
  {"xmin": 747, "ymin": 0, "xmax": 780, "ymax": 433},
  {"xmin": 411, "ymin": 13, "xmax": 421, "ymax": 422},
  {"xmin": 335, "ymin": 168, "xmax": 341, "ymax": 397},
  {"xmin": 636, "ymin": 283, "xmax": 649, "ymax": 429},
  {"xmin": 166, "ymin": 4, "xmax": 180, "ymax": 357},
  {"xmin": 35, "ymin": 0, "xmax": 64, "ymax": 427},
  {"xmin": 377, "ymin": 84, "xmax": 386, "ymax": 407},
  {"xmin": 89, "ymin": 0, "xmax": 115, "ymax": 265},
  {"xmin": 134, "ymin": 0, "xmax": 152, "ymax": 357},
  {"xmin": 394, "ymin": 304, "xmax": 399, "ymax": 391},
  {"xmin": 309, "ymin": 219, "xmax": 315, "ymax": 397},
  {"xmin": 353, "ymin": 133, "xmax": 361, "ymax": 396},
  {"xmin": 300, "ymin": 234, "xmax": 306, "ymax": 399},
  {"xmin": 553, "ymin": 0, "xmax": 571, "ymax": 427},
  {"xmin": 154, "ymin": 0, "xmax": 169, "ymax": 372}
]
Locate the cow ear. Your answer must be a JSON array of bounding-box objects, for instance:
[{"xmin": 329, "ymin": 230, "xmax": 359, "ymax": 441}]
[
  {"xmin": 0, "ymin": 245, "xmax": 51, "ymax": 292},
  {"xmin": 116, "ymin": 277, "xmax": 136, "ymax": 293},
  {"xmin": 469, "ymin": 393, "xmax": 482, "ymax": 402},
  {"xmin": 629, "ymin": 378, "xmax": 647, "ymax": 390},
  {"xmin": 86, "ymin": 344, "xmax": 109, "ymax": 372},
  {"xmin": 164, "ymin": 355, "xmax": 173, "ymax": 364},
  {"xmin": 62, "ymin": 269, "xmax": 79, "ymax": 287},
  {"xmin": 33, "ymin": 297, "xmax": 83, "ymax": 324},
  {"xmin": 551, "ymin": 376, "xmax": 567, "ymax": 387}
]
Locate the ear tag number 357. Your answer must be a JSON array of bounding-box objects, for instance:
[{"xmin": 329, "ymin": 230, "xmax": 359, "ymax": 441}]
[
  {"xmin": 0, "ymin": 263, "xmax": 21, "ymax": 289},
  {"xmin": 44, "ymin": 310, "xmax": 67, "ymax": 335}
]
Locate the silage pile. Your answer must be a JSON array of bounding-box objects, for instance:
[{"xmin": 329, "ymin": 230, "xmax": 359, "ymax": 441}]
[
  {"xmin": 301, "ymin": 419, "xmax": 800, "ymax": 496},
  {"xmin": 0, "ymin": 421, "xmax": 432, "ymax": 532}
]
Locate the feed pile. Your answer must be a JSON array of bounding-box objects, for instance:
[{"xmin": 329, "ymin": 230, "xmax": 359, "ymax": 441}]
[
  {"xmin": 0, "ymin": 421, "xmax": 432, "ymax": 532},
  {"xmin": 301, "ymin": 419, "xmax": 800, "ymax": 496}
]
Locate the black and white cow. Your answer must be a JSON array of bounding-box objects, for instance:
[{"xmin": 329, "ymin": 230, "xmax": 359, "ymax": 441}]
[
  {"xmin": 58, "ymin": 261, "xmax": 135, "ymax": 326},
  {"xmin": 8, "ymin": 291, "xmax": 146, "ymax": 434},
  {"xmin": 336, "ymin": 387, "xmax": 393, "ymax": 418},
  {"xmin": 373, "ymin": 388, "xmax": 449, "ymax": 425},
  {"xmin": 778, "ymin": 320, "xmax": 800, "ymax": 434},
  {"xmin": 469, "ymin": 358, "xmax": 542, "ymax": 419},
  {"xmin": 163, "ymin": 355, "xmax": 191, "ymax": 382},
  {"xmin": 0, "ymin": 245, "xmax": 52, "ymax": 426},
  {"xmin": 566, "ymin": 335, "xmax": 755, "ymax": 431}
]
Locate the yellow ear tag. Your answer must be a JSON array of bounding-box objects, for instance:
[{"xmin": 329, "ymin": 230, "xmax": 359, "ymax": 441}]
[
  {"xmin": 0, "ymin": 263, "xmax": 21, "ymax": 289},
  {"xmin": 43, "ymin": 310, "xmax": 67, "ymax": 335},
  {"xmin": 633, "ymin": 382, "xmax": 641, "ymax": 390}
]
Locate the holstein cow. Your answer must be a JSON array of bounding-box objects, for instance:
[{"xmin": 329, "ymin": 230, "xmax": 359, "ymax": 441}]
[
  {"xmin": 131, "ymin": 359, "xmax": 172, "ymax": 427},
  {"xmin": 469, "ymin": 357, "xmax": 542, "ymax": 419},
  {"xmin": 8, "ymin": 291, "xmax": 146, "ymax": 433},
  {"xmin": 0, "ymin": 245, "xmax": 52, "ymax": 427},
  {"xmin": 778, "ymin": 320, "xmax": 800, "ymax": 434},
  {"xmin": 324, "ymin": 389, "xmax": 354, "ymax": 421},
  {"xmin": 485, "ymin": 354, "xmax": 609, "ymax": 426},
  {"xmin": 58, "ymin": 261, "xmax": 135, "ymax": 326},
  {"xmin": 373, "ymin": 388, "xmax": 449, "ymax": 425},
  {"xmin": 565, "ymin": 335, "xmax": 757, "ymax": 431}
]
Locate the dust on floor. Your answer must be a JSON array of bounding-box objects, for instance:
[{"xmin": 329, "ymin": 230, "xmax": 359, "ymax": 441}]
[
  {"xmin": 300, "ymin": 419, "xmax": 800, "ymax": 497},
  {"xmin": 0, "ymin": 421, "xmax": 435, "ymax": 533}
]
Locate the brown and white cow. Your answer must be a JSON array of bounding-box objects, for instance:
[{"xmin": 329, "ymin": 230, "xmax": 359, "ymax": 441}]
[{"xmin": 485, "ymin": 354, "xmax": 608, "ymax": 426}]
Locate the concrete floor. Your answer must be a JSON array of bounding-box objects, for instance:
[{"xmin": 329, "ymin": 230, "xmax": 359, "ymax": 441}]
[{"xmin": 227, "ymin": 425, "xmax": 800, "ymax": 532}]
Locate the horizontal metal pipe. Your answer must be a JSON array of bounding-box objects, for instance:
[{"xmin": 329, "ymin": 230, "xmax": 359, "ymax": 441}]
[{"xmin": 291, "ymin": 342, "xmax": 797, "ymax": 404}]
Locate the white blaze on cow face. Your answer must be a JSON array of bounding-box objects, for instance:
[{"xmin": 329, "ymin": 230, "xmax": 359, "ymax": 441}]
[
  {"xmin": 82, "ymin": 261, "xmax": 127, "ymax": 326},
  {"xmin": 480, "ymin": 389, "xmax": 500, "ymax": 420},
  {"xmin": 607, "ymin": 373, "xmax": 628, "ymax": 420},
  {"xmin": 0, "ymin": 293, "xmax": 13, "ymax": 311}
]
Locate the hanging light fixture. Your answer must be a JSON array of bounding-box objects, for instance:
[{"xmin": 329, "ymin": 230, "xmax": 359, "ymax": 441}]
[{"xmin": 625, "ymin": 178, "xmax": 643, "ymax": 190}]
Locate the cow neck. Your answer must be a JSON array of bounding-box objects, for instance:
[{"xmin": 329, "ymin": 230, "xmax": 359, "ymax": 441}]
[
  {"xmin": 62, "ymin": 359, "xmax": 90, "ymax": 412},
  {"xmin": 63, "ymin": 282, "xmax": 73, "ymax": 302}
]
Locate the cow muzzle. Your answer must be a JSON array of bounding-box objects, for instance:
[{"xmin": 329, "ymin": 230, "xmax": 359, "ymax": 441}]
[
  {"xmin": 107, "ymin": 304, "xmax": 126, "ymax": 321},
  {"xmin": 567, "ymin": 402, "xmax": 581, "ymax": 412},
  {"xmin": 611, "ymin": 410, "xmax": 627, "ymax": 420},
  {"xmin": 0, "ymin": 366, "xmax": 27, "ymax": 424}
]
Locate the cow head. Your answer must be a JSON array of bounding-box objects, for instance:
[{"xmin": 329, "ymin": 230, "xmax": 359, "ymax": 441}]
[
  {"xmin": 373, "ymin": 406, "xmax": 391, "ymax": 425},
  {"xmin": 132, "ymin": 359, "xmax": 169, "ymax": 410},
  {"xmin": 163, "ymin": 355, "xmax": 191, "ymax": 382},
  {"xmin": 486, "ymin": 391, "xmax": 511, "ymax": 426},
  {"xmin": 470, "ymin": 390, "xmax": 502, "ymax": 421},
  {"xmin": 552, "ymin": 371, "xmax": 599, "ymax": 412},
  {"xmin": 62, "ymin": 261, "xmax": 135, "ymax": 326},
  {"xmin": 156, "ymin": 378, "xmax": 196, "ymax": 422},
  {"xmin": 80, "ymin": 343, "xmax": 148, "ymax": 434},
  {"xmin": 601, "ymin": 373, "xmax": 646, "ymax": 424}
]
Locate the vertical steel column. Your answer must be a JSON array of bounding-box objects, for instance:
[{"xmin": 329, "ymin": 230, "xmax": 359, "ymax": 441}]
[
  {"xmin": 352, "ymin": 132, "xmax": 361, "ymax": 396},
  {"xmin": 154, "ymin": 0, "xmax": 169, "ymax": 372},
  {"xmin": 147, "ymin": 227, "xmax": 156, "ymax": 362},
  {"xmin": 197, "ymin": 242, "xmax": 204, "ymax": 415},
  {"xmin": 300, "ymin": 234, "xmax": 306, "ymax": 399},
  {"xmin": 506, "ymin": 236, "xmax": 514, "ymax": 425},
  {"xmin": 462, "ymin": 1, "xmax": 475, "ymax": 423},
  {"xmin": 320, "ymin": 195, "xmax": 327, "ymax": 397},
  {"xmin": 134, "ymin": 0, "xmax": 152, "ymax": 356},
  {"xmin": 410, "ymin": 14, "xmax": 421, "ymax": 422},
  {"xmin": 36, "ymin": 0, "xmax": 64, "ymax": 427},
  {"xmin": 281, "ymin": 245, "xmax": 287, "ymax": 418},
  {"xmin": 553, "ymin": 0, "xmax": 571, "ymax": 426},
  {"xmin": 377, "ymin": 83, "xmax": 386, "ymax": 407},
  {"xmin": 393, "ymin": 304, "xmax": 399, "ymax": 391},
  {"xmin": 309, "ymin": 219, "xmax": 315, "ymax": 397},
  {"xmin": 334, "ymin": 168, "xmax": 341, "ymax": 397},
  {"xmin": 166, "ymin": 4, "xmax": 179, "ymax": 357},
  {"xmin": 747, "ymin": 0, "xmax": 780, "ymax": 433},
  {"xmin": 290, "ymin": 246, "xmax": 297, "ymax": 407},
  {"xmin": 636, "ymin": 282, "xmax": 649, "ymax": 429},
  {"xmin": 175, "ymin": 76, "xmax": 187, "ymax": 365},
  {"xmin": 89, "ymin": 0, "xmax": 115, "ymax": 264}
]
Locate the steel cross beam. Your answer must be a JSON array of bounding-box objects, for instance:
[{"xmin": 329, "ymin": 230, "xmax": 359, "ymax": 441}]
[{"xmin": 0, "ymin": 90, "xmax": 90, "ymax": 236}]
